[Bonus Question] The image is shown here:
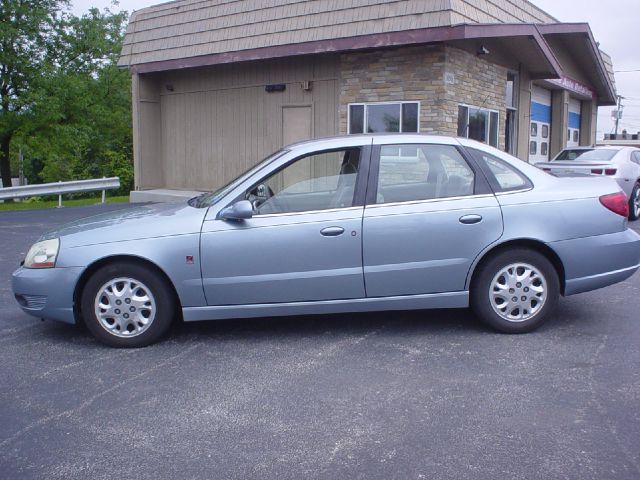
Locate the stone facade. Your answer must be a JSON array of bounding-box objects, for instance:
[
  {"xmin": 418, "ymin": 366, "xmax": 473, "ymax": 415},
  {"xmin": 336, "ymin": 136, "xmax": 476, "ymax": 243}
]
[{"xmin": 339, "ymin": 45, "xmax": 508, "ymax": 150}]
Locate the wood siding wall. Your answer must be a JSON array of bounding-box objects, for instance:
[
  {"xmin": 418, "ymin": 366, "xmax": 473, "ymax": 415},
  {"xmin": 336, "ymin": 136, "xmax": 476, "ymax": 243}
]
[{"xmin": 151, "ymin": 55, "xmax": 339, "ymax": 191}]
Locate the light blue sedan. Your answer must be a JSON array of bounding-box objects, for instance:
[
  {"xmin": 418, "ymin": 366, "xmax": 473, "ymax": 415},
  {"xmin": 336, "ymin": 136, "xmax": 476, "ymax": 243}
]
[{"xmin": 12, "ymin": 135, "xmax": 640, "ymax": 347}]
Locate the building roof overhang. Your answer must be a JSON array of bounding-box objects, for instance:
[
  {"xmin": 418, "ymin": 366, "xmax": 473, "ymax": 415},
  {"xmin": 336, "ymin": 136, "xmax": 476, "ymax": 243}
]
[
  {"xmin": 536, "ymin": 23, "xmax": 617, "ymax": 106},
  {"xmin": 123, "ymin": 22, "xmax": 615, "ymax": 106},
  {"xmin": 126, "ymin": 23, "xmax": 562, "ymax": 79}
]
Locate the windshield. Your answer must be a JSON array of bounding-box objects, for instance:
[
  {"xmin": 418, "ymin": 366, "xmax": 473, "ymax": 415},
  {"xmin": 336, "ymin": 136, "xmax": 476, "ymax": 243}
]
[
  {"xmin": 188, "ymin": 150, "xmax": 288, "ymax": 208},
  {"xmin": 554, "ymin": 149, "xmax": 618, "ymax": 162}
]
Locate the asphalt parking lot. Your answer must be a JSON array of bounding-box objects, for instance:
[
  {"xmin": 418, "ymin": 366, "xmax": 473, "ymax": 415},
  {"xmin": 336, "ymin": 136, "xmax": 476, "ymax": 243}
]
[{"xmin": 1, "ymin": 204, "xmax": 639, "ymax": 479}]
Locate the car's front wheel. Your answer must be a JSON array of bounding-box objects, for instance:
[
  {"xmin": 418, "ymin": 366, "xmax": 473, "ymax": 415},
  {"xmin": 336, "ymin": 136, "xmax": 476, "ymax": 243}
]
[
  {"xmin": 471, "ymin": 249, "xmax": 560, "ymax": 333},
  {"xmin": 80, "ymin": 262, "xmax": 175, "ymax": 347},
  {"xmin": 628, "ymin": 183, "xmax": 640, "ymax": 221}
]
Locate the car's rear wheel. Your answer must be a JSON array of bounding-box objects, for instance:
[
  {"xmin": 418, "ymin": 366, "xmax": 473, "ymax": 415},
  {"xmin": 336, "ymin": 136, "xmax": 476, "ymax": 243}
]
[
  {"xmin": 80, "ymin": 262, "xmax": 175, "ymax": 347},
  {"xmin": 471, "ymin": 249, "xmax": 559, "ymax": 333},
  {"xmin": 628, "ymin": 183, "xmax": 640, "ymax": 221}
]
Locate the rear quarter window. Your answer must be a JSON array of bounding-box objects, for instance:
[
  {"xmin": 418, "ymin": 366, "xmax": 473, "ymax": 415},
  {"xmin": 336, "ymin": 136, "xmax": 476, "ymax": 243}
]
[{"xmin": 467, "ymin": 148, "xmax": 532, "ymax": 193}]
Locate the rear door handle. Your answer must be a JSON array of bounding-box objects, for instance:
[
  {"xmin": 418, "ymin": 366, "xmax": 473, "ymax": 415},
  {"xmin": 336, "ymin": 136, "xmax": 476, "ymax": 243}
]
[
  {"xmin": 459, "ymin": 214, "xmax": 483, "ymax": 225},
  {"xmin": 320, "ymin": 226, "xmax": 345, "ymax": 237}
]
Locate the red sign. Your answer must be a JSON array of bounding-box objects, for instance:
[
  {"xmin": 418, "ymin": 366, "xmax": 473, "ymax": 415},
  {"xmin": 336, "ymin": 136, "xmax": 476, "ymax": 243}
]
[{"xmin": 547, "ymin": 76, "xmax": 596, "ymax": 99}]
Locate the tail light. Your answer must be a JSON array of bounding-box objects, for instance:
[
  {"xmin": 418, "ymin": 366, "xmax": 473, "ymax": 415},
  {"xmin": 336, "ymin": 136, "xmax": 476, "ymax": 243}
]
[
  {"xmin": 599, "ymin": 192, "xmax": 629, "ymax": 218},
  {"xmin": 542, "ymin": 168, "xmax": 551, "ymax": 172},
  {"xmin": 591, "ymin": 168, "xmax": 617, "ymax": 176}
]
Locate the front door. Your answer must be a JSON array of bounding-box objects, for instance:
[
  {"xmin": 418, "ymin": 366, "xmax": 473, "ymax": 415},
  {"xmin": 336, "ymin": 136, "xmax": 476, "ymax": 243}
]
[
  {"xmin": 282, "ymin": 105, "xmax": 313, "ymax": 146},
  {"xmin": 200, "ymin": 146, "xmax": 368, "ymax": 306},
  {"xmin": 363, "ymin": 143, "xmax": 503, "ymax": 297}
]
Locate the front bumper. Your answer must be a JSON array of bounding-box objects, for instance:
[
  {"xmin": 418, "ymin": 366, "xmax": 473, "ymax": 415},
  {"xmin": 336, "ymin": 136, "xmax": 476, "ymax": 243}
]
[
  {"xmin": 12, "ymin": 266, "xmax": 84, "ymax": 324},
  {"xmin": 549, "ymin": 228, "xmax": 640, "ymax": 296}
]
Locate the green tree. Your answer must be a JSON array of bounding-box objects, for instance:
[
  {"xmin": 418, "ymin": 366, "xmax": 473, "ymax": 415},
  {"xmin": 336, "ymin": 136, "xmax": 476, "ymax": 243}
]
[
  {"xmin": 0, "ymin": 1, "xmax": 130, "ymax": 191},
  {"xmin": 0, "ymin": 0, "xmax": 67, "ymax": 187}
]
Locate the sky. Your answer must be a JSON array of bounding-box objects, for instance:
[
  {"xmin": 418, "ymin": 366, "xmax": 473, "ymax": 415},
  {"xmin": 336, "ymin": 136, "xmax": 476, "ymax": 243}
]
[{"xmin": 72, "ymin": 0, "xmax": 640, "ymax": 140}]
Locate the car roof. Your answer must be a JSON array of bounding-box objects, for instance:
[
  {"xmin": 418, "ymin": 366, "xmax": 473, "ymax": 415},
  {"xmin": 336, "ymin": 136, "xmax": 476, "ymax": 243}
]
[{"xmin": 285, "ymin": 133, "xmax": 461, "ymax": 150}]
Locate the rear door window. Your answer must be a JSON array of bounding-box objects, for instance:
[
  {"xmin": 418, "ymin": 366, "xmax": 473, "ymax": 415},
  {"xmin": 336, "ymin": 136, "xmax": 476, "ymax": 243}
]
[{"xmin": 374, "ymin": 144, "xmax": 475, "ymax": 204}]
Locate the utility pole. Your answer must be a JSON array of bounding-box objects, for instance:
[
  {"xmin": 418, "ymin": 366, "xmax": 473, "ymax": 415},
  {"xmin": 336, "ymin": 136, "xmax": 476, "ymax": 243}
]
[{"xmin": 614, "ymin": 95, "xmax": 624, "ymax": 137}]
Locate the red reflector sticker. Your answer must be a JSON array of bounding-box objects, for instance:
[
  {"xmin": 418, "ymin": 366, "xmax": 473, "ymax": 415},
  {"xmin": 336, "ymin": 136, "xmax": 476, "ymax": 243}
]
[{"xmin": 186, "ymin": 255, "xmax": 194, "ymax": 264}]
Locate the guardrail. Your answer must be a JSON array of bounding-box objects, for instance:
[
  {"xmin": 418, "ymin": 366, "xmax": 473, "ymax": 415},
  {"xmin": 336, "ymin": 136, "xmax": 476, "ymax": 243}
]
[{"xmin": 0, "ymin": 177, "xmax": 121, "ymax": 207}]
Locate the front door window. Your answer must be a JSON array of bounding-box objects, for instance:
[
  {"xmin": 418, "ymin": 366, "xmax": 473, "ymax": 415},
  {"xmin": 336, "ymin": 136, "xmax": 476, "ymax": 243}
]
[{"xmin": 247, "ymin": 148, "xmax": 361, "ymax": 214}]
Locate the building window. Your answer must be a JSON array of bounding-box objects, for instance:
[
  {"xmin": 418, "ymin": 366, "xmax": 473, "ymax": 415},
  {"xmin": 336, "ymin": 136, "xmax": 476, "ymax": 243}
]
[
  {"xmin": 348, "ymin": 102, "xmax": 419, "ymax": 134},
  {"xmin": 542, "ymin": 125, "xmax": 549, "ymax": 139},
  {"xmin": 505, "ymin": 73, "xmax": 518, "ymax": 155},
  {"xmin": 458, "ymin": 105, "xmax": 499, "ymax": 147},
  {"xmin": 541, "ymin": 142, "xmax": 548, "ymax": 156},
  {"xmin": 530, "ymin": 141, "xmax": 537, "ymax": 155}
]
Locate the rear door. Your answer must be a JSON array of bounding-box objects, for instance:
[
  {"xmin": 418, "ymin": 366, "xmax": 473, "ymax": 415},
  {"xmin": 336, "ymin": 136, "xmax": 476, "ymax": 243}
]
[{"xmin": 362, "ymin": 141, "xmax": 503, "ymax": 297}]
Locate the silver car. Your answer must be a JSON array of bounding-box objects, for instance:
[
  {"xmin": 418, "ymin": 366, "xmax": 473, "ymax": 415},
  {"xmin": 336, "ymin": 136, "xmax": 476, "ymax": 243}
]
[
  {"xmin": 535, "ymin": 146, "xmax": 640, "ymax": 220},
  {"xmin": 12, "ymin": 135, "xmax": 640, "ymax": 347}
]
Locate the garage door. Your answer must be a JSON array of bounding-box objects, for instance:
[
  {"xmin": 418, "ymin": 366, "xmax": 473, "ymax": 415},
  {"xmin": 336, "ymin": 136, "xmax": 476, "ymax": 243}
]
[
  {"xmin": 530, "ymin": 85, "xmax": 552, "ymax": 162},
  {"xmin": 568, "ymin": 98, "xmax": 581, "ymax": 148}
]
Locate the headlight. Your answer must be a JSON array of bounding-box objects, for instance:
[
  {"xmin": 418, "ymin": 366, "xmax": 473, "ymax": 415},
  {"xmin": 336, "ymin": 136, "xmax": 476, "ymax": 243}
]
[{"xmin": 24, "ymin": 239, "xmax": 60, "ymax": 269}]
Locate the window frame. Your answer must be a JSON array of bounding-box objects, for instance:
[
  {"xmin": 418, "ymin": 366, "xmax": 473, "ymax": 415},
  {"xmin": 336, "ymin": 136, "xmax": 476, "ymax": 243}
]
[
  {"xmin": 458, "ymin": 104, "xmax": 500, "ymax": 148},
  {"xmin": 365, "ymin": 143, "xmax": 492, "ymax": 206},
  {"xmin": 235, "ymin": 145, "xmax": 372, "ymax": 217},
  {"xmin": 348, "ymin": 101, "xmax": 421, "ymax": 135}
]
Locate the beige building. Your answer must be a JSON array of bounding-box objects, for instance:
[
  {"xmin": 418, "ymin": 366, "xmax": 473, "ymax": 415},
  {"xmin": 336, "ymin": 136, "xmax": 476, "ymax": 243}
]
[{"xmin": 118, "ymin": 0, "xmax": 617, "ymax": 197}]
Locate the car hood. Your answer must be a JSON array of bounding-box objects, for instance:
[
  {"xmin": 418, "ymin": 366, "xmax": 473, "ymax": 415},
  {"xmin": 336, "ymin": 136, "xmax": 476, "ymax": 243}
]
[{"xmin": 40, "ymin": 202, "xmax": 208, "ymax": 248}]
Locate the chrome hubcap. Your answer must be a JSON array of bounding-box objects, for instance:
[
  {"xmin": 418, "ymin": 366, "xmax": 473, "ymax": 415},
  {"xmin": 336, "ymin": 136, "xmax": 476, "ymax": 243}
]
[
  {"xmin": 634, "ymin": 189, "xmax": 640, "ymax": 217},
  {"xmin": 94, "ymin": 277, "xmax": 156, "ymax": 338},
  {"xmin": 490, "ymin": 263, "xmax": 547, "ymax": 322}
]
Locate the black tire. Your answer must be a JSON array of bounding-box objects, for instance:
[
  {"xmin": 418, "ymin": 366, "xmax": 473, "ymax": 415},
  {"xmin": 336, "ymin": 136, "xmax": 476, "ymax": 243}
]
[
  {"xmin": 80, "ymin": 262, "xmax": 176, "ymax": 347},
  {"xmin": 628, "ymin": 183, "xmax": 640, "ymax": 221},
  {"xmin": 470, "ymin": 248, "xmax": 560, "ymax": 334}
]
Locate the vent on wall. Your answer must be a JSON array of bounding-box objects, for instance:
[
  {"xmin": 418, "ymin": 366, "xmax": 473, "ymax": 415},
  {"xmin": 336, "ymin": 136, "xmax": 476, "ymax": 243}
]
[{"xmin": 265, "ymin": 84, "xmax": 286, "ymax": 93}]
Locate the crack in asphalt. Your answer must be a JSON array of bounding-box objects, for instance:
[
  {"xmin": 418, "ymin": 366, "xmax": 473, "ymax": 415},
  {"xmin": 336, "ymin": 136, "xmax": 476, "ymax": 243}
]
[{"xmin": 0, "ymin": 342, "xmax": 203, "ymax": 450}]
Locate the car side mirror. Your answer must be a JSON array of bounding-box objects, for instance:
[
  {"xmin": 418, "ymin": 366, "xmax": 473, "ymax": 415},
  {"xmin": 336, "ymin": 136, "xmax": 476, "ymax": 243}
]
[{"xmin": 219, "ymin": 200, "xmax": 254, "ymax": 220}]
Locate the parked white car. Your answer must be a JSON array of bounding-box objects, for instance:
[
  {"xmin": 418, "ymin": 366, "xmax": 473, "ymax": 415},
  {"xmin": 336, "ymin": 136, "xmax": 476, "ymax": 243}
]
[{"xmin": 535, "ymin": 146, "xmax": 640, "ymax": 220}]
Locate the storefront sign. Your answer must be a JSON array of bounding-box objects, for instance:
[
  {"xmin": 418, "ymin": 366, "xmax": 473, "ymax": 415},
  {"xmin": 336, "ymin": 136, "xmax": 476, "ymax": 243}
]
[{"xmin": 547, "ymin": 76, "xmax": 595, "ymax": 99}]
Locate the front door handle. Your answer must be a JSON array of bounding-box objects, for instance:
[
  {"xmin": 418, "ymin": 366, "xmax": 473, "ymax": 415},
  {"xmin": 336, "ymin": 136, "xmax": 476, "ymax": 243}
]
[
  {"xmin": 320, "ymin": 226, "xmax": 345, "ymax": 237},
  {"xmin": 459, "ymin": 214, "xmax": 483, "ymax": 225}
]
